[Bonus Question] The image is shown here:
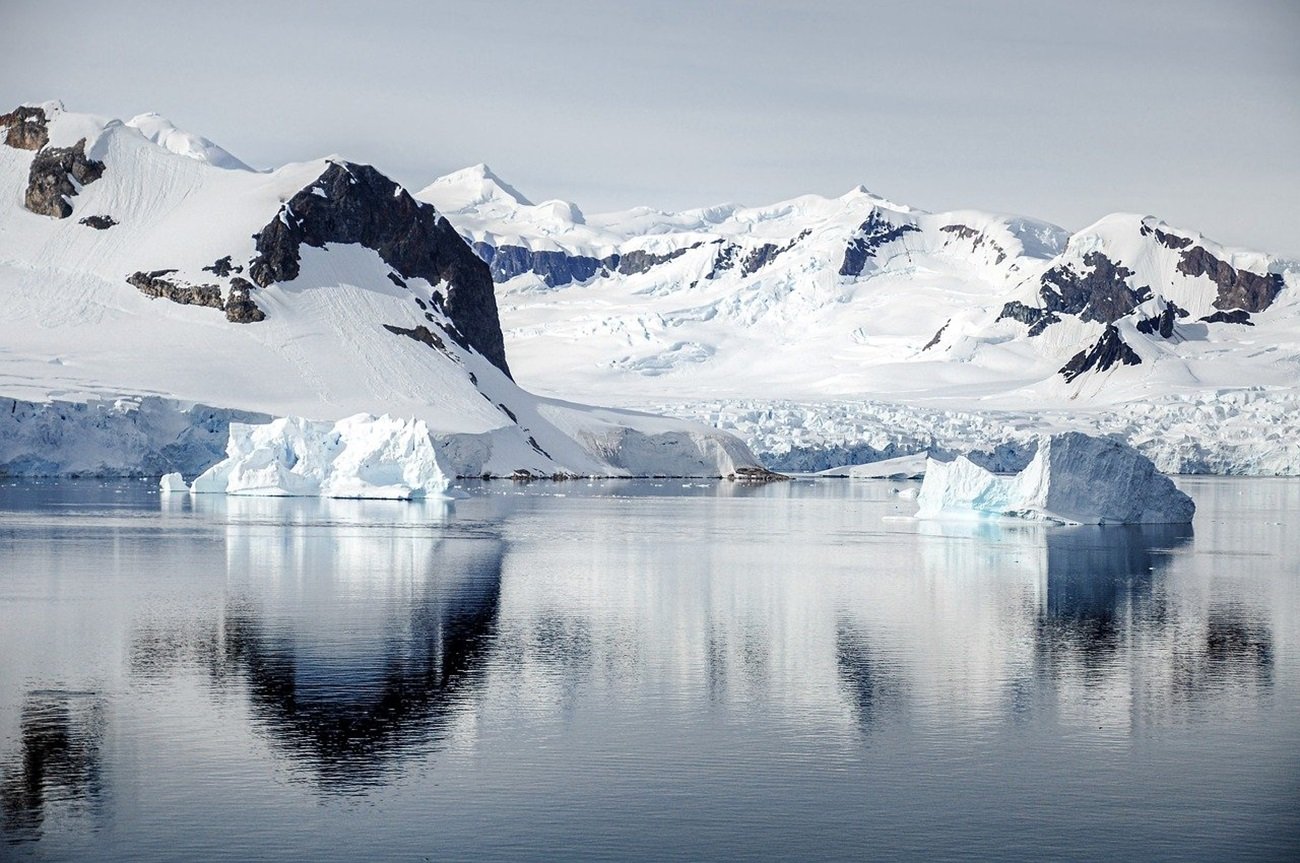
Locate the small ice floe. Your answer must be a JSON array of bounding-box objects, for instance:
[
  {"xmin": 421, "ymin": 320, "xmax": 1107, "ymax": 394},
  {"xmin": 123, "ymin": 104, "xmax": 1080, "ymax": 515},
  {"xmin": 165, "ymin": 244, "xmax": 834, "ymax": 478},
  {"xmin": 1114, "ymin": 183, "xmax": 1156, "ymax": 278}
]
[{"xmin": 915, "ymin": 432, "xmax": 1195, "ymax": 525}]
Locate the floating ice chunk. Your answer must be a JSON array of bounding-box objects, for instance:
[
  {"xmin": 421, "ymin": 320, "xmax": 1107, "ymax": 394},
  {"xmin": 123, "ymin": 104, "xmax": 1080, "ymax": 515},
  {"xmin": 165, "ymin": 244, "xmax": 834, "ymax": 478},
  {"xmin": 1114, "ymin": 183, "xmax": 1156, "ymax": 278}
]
[
  {"xmin": 190, "ymin": 414, "xmax": 450, "ymax": 500},
  {"xmin": 159, "ymin": 472, "xmax": 188, "ymax": 493},
  {"xmin": 916, "ymin": 432, "xmax": 1194, "ymax": 524}
]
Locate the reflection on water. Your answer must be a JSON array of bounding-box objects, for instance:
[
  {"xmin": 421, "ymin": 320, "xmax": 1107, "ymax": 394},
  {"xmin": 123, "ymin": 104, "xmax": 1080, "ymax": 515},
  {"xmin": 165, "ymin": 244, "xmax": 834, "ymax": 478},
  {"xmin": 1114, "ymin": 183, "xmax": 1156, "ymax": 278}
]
[
  {"xmin": 0, "ymin": 478, "xmax": 1296, "ymax": 860},
  {"xmin": 1, "ymin": 692, "xmax": 105, "ymax": 845},
  {"xmin": 138, "ymin": 496, "xmax": 504, "ymax": 791}
]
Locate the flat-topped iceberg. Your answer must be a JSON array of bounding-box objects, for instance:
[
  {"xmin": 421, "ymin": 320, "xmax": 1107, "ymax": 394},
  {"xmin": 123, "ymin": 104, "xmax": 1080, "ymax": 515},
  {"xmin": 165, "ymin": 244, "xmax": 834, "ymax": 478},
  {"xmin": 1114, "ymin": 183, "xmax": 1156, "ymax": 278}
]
[
  {"xmin": 189, "ymin": 414, "xmax": 450, "ymax": 500},
  {"xmin": 916, "ymin": 432, "xmax": 1194, "ymax": 524}
]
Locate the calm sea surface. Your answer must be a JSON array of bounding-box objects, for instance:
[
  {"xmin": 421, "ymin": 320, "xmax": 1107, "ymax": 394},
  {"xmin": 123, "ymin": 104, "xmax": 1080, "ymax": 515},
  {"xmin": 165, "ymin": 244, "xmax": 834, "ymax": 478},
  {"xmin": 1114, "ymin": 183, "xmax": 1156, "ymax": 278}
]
[{"xmin": 1, "ymin": 477, "xmax": 1297, "ymax": 861}]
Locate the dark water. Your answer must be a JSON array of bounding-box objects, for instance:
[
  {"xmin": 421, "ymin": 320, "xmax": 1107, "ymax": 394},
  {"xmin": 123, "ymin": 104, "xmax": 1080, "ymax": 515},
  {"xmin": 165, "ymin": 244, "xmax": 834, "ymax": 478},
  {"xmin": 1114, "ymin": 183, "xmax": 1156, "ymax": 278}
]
[{"xmin": 1, "ymin": 477, "xmax": 1297, "ymax": 861}]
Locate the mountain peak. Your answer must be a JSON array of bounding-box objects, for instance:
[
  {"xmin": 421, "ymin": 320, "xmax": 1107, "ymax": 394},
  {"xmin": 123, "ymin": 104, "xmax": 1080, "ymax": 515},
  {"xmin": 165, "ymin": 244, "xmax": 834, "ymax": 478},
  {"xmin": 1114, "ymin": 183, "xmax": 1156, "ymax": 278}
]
[
  {"xmin": 421, "ymin": 163, "xmax": 533, "ymax": 212},
  {"xmin": 123, "ymin": 112, "xmax": 251, "ymax": 171}
]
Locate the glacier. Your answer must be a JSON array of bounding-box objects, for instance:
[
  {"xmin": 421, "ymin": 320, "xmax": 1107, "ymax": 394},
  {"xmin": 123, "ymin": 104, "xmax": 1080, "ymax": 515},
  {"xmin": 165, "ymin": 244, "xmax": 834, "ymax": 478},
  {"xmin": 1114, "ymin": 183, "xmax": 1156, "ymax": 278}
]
[
  {"xmin": 189, "ymin": 414, "xmax": 450, "ymax": 500},
  {"xmin": 643, "ymin": 389, "xmax": 1300, "ymax": 476},
  {"xmin": 915, "ymin": 432, "xmax": 1195, "ymax": 525}
]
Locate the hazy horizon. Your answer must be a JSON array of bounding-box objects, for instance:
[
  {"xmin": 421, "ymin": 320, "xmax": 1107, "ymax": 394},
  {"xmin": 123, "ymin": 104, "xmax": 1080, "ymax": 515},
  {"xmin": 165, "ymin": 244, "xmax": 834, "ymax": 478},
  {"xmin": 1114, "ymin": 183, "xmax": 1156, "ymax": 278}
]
[{"xmin": 3, "ymin": 0, "xmax": 1298, "ymax": 255}]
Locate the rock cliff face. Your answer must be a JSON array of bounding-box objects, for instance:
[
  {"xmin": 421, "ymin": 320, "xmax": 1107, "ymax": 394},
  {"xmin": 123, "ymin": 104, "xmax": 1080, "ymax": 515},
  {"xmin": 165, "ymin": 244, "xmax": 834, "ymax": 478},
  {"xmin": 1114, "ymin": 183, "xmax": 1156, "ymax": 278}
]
[
  {"xmin": 25, "ymin": 139, "xmax": 105, "ymax": 219},
  {"xmin": 249, "ymin": 161, "xmax": 511, "ymax": 377}
]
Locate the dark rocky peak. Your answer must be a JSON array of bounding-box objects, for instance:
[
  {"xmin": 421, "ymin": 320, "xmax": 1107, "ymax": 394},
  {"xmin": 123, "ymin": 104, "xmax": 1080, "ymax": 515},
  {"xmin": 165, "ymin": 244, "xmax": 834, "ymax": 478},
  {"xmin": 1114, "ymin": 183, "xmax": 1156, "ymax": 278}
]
[
  {"xmin": 1038, "ymin": 251, "xmax": 1151, "ymax": 325},
  {"xmin": 25, "ymin": 138, "xmax": 105, "ymax": 219},
  {"xmin": 1176, "ymin": 246, "xmax": 1283, "ymax": 313},
  {"xmin": 0, "ymin": 105, "xmax": 50, "ymax": 150},
  {"xmin": 839, "ymin": 211, "xmax": 920, "ymax": 277},
  {"xmin": 1059, "ymin": 324, "xmax": 1142, "ymax": 382},
  {"xmin": 248, "ymin": 160, "xmax": 510, "ymax": 377}
]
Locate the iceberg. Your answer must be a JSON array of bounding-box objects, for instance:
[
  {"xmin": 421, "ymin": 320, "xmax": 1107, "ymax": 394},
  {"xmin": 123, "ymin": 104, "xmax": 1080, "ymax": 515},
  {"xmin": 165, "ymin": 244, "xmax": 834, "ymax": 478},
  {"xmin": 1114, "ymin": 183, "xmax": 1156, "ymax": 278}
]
[
  {"xmin": 159, "ymin": 471, "xmax": 188, "ymax": 493},
  {"xmin": 916, "ymin": 432, "xmax": 1195, "ymax": 524},
  {"xmin": 190, "ymin": 414, "xmax": 450, "ymax": 500}
]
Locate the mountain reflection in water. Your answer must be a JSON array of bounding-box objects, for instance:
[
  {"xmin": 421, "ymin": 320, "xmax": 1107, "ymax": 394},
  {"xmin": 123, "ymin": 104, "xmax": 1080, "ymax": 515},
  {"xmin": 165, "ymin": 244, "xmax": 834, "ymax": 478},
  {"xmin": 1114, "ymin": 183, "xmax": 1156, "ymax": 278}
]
[
  {"xmin": 0, "ymin": 478, "xmax": 1294, "ymax": 860},
  {"xmin": 0, "ymin": 692, "xmax": 105, "ymax": 844}
]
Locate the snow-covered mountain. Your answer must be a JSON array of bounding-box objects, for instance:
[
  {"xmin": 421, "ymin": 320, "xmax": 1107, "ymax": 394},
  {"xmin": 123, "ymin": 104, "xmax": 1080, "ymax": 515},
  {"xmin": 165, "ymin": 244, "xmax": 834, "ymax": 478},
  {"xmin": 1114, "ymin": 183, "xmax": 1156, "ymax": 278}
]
[
  {"xmin": 418, "ymin": 162, "xmax": 1300, "ymax": 475},
  {"xmin": 0, "ymin": 102, "xmax": 762, "ymax": 479},
  {"xmin": 419, "ymin": 165, "xmax": 1299, "ymax": 409}
]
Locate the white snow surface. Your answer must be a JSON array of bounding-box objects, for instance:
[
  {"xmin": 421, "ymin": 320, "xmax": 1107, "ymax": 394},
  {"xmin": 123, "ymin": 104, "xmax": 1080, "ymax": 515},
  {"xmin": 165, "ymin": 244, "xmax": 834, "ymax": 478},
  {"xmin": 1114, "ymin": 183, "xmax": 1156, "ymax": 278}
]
[
  {"xmin": 189, "ymin": 414, "xmax": 450, "ymax": 499},
  {"xmin": 915, "ymin": 432, "xmax": 1195, "ymax": 525},
  {"xmin": 0, "ymin": 105, "xmax": 762, "ymax": 479}
]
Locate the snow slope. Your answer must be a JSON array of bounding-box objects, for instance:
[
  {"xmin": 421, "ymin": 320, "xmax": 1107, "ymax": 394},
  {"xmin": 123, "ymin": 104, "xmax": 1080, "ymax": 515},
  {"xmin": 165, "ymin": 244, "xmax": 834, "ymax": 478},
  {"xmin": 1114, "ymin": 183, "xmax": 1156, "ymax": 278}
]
[{"xmin": 0, "ymin": 103, "xmax": 762, "ymax": 478}]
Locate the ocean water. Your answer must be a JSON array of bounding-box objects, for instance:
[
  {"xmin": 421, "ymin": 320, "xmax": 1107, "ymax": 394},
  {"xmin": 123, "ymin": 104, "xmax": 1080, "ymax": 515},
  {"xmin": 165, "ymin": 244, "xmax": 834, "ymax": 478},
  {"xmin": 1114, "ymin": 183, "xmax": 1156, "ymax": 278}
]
[{"xmin": 1, "ymin": 477, "xmax": 1296, "ymax": 861}]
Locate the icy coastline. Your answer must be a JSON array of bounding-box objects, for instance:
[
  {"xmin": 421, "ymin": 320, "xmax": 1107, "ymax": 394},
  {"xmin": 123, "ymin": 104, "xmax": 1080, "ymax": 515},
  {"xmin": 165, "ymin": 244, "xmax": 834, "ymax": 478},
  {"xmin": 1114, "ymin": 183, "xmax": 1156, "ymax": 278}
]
[{"xmin": 645, "ymin": 389, "xmax": 1300, "ymax": 476}]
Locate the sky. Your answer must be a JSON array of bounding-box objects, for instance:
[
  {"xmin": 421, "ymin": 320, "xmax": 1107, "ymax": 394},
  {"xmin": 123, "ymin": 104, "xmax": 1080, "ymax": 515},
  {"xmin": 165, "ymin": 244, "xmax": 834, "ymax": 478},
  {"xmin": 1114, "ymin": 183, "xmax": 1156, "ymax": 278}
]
[{"xmin": 3, "ymin": 0, "xmax": 1298, "ymax": 255}]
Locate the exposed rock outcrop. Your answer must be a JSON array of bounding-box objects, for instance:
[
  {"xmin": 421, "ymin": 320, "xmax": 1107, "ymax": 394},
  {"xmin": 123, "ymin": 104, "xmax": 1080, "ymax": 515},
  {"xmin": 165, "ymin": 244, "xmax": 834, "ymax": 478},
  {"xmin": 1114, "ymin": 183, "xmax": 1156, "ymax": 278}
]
[
  {"xmin": 1134, "ymin": 301, "xmax": 1186, "ymax": 339},
  {"xmin": 128, "ymin": 270, "xmax": 224, "ymax": 309},
  {"xmin": 617, "ymin": 244, "xmax": 697, "ymax": 276},
  {"xmin": 383, "ymin": 323, "xmax": 447, "ymax": 353},
  {"xmin": 839, "ymin": 212, "xmax": 921, "ymax": 276},
  {"xmin": 25, "ymin": 139, "xmax": 105, "ymax": 218},
  {"xmin": 1038, "ymin": 252, "xmax": 1151, "ymax": 325},
  {"xmin": 224, "ymin": 277, "xmax": 265, "ymax": 323},
  {"xmin": 78, "ymin": 215, "xmax": 116, "ymax": 230},
  {"xmin": 1177, "ymin": 246, "xmax": 1283, "ymax": 313},
  {"xmin": 0, "ymin": 106, "xmax": 50, "ymax": 151},
  {"xmin": 1200, "ymin": 309, "xmax": 1254, "ymax": 326},
  {"xmin": 1059, "ymin": 324, "xmax": 1142, "ymax": 382},
  {"xmin": 1139, "ymin": 221, "xmax": 1194, "ymax": 250},
  {"xmin": 475, "ymin": 242, "xmax": 614, "ymax": 287},
  {"xmin": 203, "ymin": 256, "xmax": 241, "ymax": 277},
  {"xmin": 939, "ymin": 223, "xmax": 1007, "ymax": 264},
  {"xmin": 248, "ymin": 160, "xmax": 511, "ymax": 377},
  {"xmin": 997, "ymin": 301, "xmax": 1060, "ymax": 336}
]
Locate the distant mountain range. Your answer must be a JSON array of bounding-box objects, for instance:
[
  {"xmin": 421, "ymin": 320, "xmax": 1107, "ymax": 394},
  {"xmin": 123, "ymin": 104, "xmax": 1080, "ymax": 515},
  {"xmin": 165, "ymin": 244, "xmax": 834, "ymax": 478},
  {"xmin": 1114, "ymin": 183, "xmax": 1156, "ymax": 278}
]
[{"xmin": 420, "ymin": 163, "xmax": 1297, "ymax": 409}]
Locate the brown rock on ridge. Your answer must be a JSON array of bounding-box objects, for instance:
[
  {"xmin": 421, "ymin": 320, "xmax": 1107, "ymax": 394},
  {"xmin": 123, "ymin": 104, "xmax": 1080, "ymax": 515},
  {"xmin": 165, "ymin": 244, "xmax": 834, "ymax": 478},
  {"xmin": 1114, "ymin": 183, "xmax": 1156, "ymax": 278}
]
[{"xmin": 0, "ymin": 106, "xmax": 50, "ymax": 151}]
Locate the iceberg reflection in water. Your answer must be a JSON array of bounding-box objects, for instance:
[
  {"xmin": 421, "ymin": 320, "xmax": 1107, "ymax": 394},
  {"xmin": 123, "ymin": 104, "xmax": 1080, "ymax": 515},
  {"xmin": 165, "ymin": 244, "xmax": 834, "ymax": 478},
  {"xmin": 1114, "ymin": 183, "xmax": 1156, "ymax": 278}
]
[{"xmin": 0, "ymin": 478, "xmax": 1295, "ymax": 860}]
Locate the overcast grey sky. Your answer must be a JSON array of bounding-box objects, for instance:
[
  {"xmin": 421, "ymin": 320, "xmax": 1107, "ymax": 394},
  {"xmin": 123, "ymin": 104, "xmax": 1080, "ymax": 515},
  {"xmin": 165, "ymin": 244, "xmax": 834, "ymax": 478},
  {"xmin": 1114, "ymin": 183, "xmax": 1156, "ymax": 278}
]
[{"xmin": 3, "ymin": 0, "xmax": 1298, "ymax": 254}]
